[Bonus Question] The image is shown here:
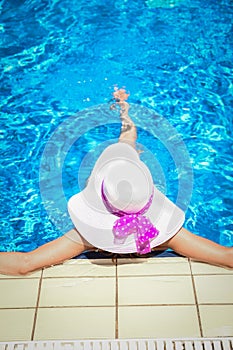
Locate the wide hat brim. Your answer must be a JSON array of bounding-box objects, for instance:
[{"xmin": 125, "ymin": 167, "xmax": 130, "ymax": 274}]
[{"xmin": 68, "ymin": 143, "xmax": 185, "ymax": 253}]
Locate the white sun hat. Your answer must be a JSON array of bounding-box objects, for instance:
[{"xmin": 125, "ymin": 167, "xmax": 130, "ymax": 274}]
[{"xmin": 67, "ymin": 142, "xmax": 185, "ymax": 254}]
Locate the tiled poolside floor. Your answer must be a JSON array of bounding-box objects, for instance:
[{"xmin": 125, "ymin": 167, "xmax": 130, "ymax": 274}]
[{"xmin": 0, "ymin": 257, "xmax": 233, "ymax": 341}]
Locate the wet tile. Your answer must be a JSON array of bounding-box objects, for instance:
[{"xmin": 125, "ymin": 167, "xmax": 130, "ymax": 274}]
[
  {"xmin": 117, "ymin": 257, "xmax": 190, "ymax": 276},
  {"xmin": 194, "ymin": 275, "xmax": 233, "ymax": 303},
  {"xmin": 118, "ymin": 275, "xmax": 195, "ymax": 305},
  {"xmin": 199, "ymin": 305, "xmax": 233, "ymax": 336},
  {"xmin": 34, "ymin": 307, "xmax": 115, "ymax": 340},
  {"xmin": 0, "ymin": 309, "xmax": 35, "ymax": 341},
  {"xmin": 43, "ymin": 259, "xmax": 116, "ymax": 277},
  {"xmin": 39, "ymin": 277, "xmax": 115, "ymax": 307},
  {"xmin": 191, "ymin": 261, "xmax": 233, "ymax": 275},
  {"xmin": 0, "ymin": 279, "xmax": 40, "ymax": 308},
  {"xmin": 118, "ymin": 305, "xmax": 200, "ymax": 338}
]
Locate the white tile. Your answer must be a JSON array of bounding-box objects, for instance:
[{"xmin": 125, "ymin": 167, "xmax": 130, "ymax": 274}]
[
  {"xmin": 118, "ymin": 305, "xmax": 200, "ymax": 338},
  {"xmin": 118, "ymin": 275, "xmax": 195, "ymax": 305},
  {"xmin": 117, "ymin": 257, "xmax": 190, "ymax": 276},
  {"xmin": 194, "ymin": 275, "xmax": 233, "ymax": 303},
  {"xmin": 0, "ymin": 270, "xmax": 42, "ymax": 279},
  {"xmin": 34, "ymin": 307, "xmax": 115, "ymax": 340},
  {"xmin": 43, "ymin": 259, "xmax": 116, "ymax": 277},
  {"xmin": 39, "ymin": 277, "xmax": 116, "ymax": 307},
  {"xmin": 0, "ymin": 309, "xmax": 35, "ymax": 341},
  {"xmin": 199, "ymin": 305, "xmax": 233, "ymax": 336},
  {"xmin": 191, "ymin": 261, "xmax": 233, "ymax": 275},
  {"xmin": 0, "ymin": 279, "xmax": 40, "ymax": 308}
]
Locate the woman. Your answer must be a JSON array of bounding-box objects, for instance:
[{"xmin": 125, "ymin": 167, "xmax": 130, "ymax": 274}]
[{"xmin": 0, "ymin": 88, "xmax": 232, "ymax": 275}]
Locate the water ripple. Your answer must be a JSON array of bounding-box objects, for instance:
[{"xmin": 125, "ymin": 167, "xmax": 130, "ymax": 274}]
[{"xmin": 0, "ymin": 0, "xmax": 232, "ymax": 250}]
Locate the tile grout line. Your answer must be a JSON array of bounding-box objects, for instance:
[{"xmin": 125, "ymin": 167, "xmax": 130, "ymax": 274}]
[
  {"xmin": 115, "ymin": 274, "xmax": 192, "ymax": 277},
  {"xmin": 115, "ymin": 258, "xmax": 119, "ymax": 339},
  {"xmin": 42, "ymin": 275, "xmax": 115, "ymax": 279},
  {"xmin": 2, "ymin": 302, "xmax": 231, "ymax": 311},
  {"xmin": 189, "ymin": 259, "xmax": 204, "ymax": 337},
  {"xmin": 30, "ymin": 269, "xmax": 44, "ymax": 340}
]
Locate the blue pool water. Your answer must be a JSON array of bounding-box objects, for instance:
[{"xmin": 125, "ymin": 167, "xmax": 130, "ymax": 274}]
[{"xmin": 0, "ymin": 0, "xmax": 233, "ymax": 252}]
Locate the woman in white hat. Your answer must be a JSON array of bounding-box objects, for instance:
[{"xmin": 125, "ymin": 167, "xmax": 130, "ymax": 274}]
[{"xmin": 0, "ymin": 89, "xmax": 232, "ymax": 275}]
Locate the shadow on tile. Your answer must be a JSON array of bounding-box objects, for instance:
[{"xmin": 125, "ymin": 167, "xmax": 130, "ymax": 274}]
[{"xmin": 74, "ymin": 249, "xmax": 183, "ymax": 260}]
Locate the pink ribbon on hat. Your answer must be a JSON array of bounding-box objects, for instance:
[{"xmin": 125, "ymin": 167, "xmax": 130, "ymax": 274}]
[
  {"xmin": 101, "ymin": 182, "xmax": 159, "ymax": 254},
  {"xmin": 113, "ymin": 214, "xmax": 159, "ymax": 254}
]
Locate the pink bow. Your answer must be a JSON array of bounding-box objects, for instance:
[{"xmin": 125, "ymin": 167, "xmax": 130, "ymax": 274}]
[{"xmin": 113, "ymin": 214, "xmax": 159, "ymax": 254}]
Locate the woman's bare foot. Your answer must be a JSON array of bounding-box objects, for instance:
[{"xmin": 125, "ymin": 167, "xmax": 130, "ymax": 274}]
[{"xmin": 113, "ymin": 88, "xmax": 130, "ymax": 102}]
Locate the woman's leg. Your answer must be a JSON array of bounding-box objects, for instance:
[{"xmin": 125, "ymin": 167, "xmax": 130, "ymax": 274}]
[
  {"xmin": 0, "ymin": 229, "xmax": 94, "ymax": 276},
  {"xmin": 118, "ymin": 101, "xmax": 137, "ymax": 148},
  {"xmin": 166, "ymin": 227, "xmax": 233, "ymax": 269},
  {"xmin": 110, "ymin": 88, "xmax": 140, "ymax": 149}
]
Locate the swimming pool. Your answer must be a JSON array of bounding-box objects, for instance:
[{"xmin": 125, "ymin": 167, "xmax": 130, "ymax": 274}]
[{"xmin": 0, "ymin": 0, "xmax": 232, "ymax": 252}]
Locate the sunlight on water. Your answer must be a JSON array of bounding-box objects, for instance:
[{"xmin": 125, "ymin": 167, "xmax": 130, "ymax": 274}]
[{"xmin": 0, "ymin": 0, "xmax": 232, "ymax": 250}]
